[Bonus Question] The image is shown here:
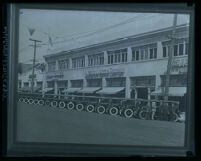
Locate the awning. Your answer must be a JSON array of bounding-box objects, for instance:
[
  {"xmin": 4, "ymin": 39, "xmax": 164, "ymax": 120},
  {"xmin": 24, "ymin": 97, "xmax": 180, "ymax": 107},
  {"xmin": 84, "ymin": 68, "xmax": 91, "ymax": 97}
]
[
  {"xmin": 78, "ymin": 87, "xmax": 101, "ymax": 94},
  {"xmin": 151, "ymin": 87, "xmax": 186, "ymax": 96},
  {"xmin": 96, "ymin": 87, "xmax": 125, "ymax": 95},
  {"xmin": 62, "ymin": 88, "xmax": 81, "ymax": 93},
  {"xmin": 39, "ymin": 88, "xmax": 54, "ymax": 93},
  {"xmin": 19, "ymin": 87, "xmax": 31, "ymax": 92}
]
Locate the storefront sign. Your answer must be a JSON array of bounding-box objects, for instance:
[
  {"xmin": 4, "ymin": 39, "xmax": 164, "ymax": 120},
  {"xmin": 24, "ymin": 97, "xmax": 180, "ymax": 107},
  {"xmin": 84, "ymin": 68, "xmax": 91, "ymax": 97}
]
[
  {"xmin": 171, "ymin": 57, "xmax": 188, "ymax": 74},
  {"xmin": 46, "ymin": 71, "xmax": 64, "ymax": 81},
  {"xmin": 86, "ymin": 68, "xmax": 124, "ymax": 79}
]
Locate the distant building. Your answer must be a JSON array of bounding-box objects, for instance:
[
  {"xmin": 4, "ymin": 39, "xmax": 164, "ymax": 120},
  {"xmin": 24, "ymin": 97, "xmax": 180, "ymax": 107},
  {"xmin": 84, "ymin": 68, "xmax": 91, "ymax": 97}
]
[
  {"xmin": 18, "ymin": 63, "xmax": 45, "ymax": 92},
  {"xmin": 43, "ymin": 24, "xmax": 188, "ymax": 111}
]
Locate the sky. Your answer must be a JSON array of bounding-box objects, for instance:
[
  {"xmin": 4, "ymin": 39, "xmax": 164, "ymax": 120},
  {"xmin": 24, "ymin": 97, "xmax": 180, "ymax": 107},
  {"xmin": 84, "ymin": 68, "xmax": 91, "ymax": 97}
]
[{"xmin": 18, "ymin": 9, "xmax": 190, "ymax": 64}]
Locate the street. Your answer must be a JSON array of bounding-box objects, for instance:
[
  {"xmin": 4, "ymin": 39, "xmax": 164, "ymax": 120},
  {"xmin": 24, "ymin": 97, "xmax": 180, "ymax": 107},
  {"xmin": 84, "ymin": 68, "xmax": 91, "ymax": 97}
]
[{"xmin": 16, "ymin": 102, "xmax": 185, "ymax": 146}]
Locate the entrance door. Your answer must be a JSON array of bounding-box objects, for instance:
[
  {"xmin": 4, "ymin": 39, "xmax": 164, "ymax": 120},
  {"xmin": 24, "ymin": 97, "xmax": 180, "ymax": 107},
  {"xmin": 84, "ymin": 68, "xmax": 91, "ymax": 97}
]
[{"xmin": 137, "ymin": 88, "xmax": 148, "ymax": 99}]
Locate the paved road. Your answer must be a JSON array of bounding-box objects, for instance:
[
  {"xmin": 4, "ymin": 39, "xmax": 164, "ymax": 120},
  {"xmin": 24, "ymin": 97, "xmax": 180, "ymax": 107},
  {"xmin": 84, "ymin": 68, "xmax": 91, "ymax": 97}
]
[{"xmin": 16, "ymin": 102, "xmax": 185, "ymax": 146}]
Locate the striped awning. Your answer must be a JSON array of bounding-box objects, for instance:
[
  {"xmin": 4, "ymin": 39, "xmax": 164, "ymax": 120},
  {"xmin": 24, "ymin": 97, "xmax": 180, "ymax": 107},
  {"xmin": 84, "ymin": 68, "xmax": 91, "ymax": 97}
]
[
  {"xmin": 78, "ymin": 87, "xmax": 101, "ymax": 94},
  {"xmin": 39, "ymin": 88, "xmax": 54, "ymax": 93},
  {"xmin": 96, "ymin": 87, "xmax": 125, "ymax": 95},
  {"xmin": 151, "ymin": 87, "xmax": 186, "ymax": 96},
  {"xmin": 62, "ymin": 88, "xmax": 81, "ymax": 93}
]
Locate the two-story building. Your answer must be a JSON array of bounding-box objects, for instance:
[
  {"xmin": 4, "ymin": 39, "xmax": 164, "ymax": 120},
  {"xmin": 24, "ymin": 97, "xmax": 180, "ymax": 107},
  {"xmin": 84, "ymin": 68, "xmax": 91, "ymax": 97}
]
[{"xmin": 43, "ymin": 24, "xmax": 189, "ymax": 111}]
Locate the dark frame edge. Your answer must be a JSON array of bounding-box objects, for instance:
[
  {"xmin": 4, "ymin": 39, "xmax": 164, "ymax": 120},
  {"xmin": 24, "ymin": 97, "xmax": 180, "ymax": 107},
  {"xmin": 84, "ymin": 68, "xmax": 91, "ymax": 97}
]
[{"xmin": 5, "ymin": 3, "xmax": 195, "ymax": 157}]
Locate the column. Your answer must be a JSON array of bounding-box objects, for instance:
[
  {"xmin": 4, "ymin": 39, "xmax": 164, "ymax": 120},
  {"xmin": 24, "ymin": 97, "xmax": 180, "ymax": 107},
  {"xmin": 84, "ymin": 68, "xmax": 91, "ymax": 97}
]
[
  {"xmin": 69, "ymin": 58, "xmax": 72, "ymax": 69},
  {"xmin": 134, "ymin": 88, "xmax": 138, "ymax": 99},
  {"xmin": 55, "ymin": 60, "xmax": 59, "ymax": 71},
  {"xmin": 102, "ymin": 77, "xmax": 106, "ymax": 87},
  {"xmin": 85, "ymin": 55, "xmax": 88, "ymax": 67},
  {"xmin": 54, "ymin": 80, "xmax": 58, "ymax": 95},
  {"xmin": 83, "ymin": 79, "xmax": 87, "ymax": 88},
  {"xmin": 148, "ymin": 87, "xmax": 151, "ymax": 106},
  {"xmin": 127, "ymin": 47, "xmax": 132, "ymax": 62},
  {"xmin": 157, "ymin": 41, "xmax": 163, "ymax": 59},
  {"xmin": 155, "ymin": 75, "xmax": 161, "ymax": 90},
  {"xmin": 104, "ymin": 51, "xmax": 108, "ymax": 65},
  {"xmin": 125, "ymin": 77, "xmax": 131, "ymax": 99}
]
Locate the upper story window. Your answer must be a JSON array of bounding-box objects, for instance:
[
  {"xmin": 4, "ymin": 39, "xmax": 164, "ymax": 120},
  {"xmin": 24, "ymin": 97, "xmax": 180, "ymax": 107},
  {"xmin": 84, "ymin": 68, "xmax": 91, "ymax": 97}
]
[
  {"xmin": 88, "ymin": 53, "xmax": 104, "ymax": 66},
  {"xmin": 72, "ymin": 56, "xmax": 85, "ymax": 69},
  {"xmin": 162, "ymin": 39, "xmax": 187, "ymax": 57},
  {"xmin": 48, "ymin": 61, "xmax": 56, "ymax": 72},
  {"xmin": 132, "ymin": 43, "xmax": 157, "ymax": 61},
  {"xmin": 58, "ymin": 59, "xmax": 69, "ymax": 70},
  {"xmin": 107, "ymin": 48, "xmax": 127, "ymax": 64},
  {"xmin": 149, "ymin": 48, "xmax": 157, "ymax": 59}
]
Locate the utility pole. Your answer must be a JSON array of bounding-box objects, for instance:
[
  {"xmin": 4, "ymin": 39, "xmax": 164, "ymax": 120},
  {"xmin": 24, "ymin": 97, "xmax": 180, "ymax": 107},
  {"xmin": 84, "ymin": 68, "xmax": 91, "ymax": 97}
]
[
  {"xmin": 29, "ymin": 38, "xmax": 42, "ymax": 93},
  {"xmin": 164, "ymin": 14, "xmax": 177, "ymax": 101}
]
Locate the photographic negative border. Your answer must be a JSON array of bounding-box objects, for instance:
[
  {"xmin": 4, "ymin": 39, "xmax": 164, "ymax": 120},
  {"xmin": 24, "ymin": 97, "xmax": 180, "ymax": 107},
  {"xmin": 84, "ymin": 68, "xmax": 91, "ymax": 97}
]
[{"xmin": 5, "ymin": 3, "xmax": 195, "ymax": 157}]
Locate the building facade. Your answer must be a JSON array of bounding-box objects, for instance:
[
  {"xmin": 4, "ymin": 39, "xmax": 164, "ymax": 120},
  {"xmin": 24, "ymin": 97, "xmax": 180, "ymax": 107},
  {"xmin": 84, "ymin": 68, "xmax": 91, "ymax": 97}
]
[
  {"xmin": 18, "ymin": 63, "xmax": 45, "ymax": 92},
  {"xmin": 43, "ymin": 24, "xmax": 188, "ymax": 110}
]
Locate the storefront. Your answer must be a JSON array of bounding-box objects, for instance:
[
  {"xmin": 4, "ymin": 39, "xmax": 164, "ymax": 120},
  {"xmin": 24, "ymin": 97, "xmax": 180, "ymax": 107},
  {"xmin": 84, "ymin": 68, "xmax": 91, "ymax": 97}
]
[{"xmin": 130, "ymin": 76, "xmax": 156, "ymax": 99}]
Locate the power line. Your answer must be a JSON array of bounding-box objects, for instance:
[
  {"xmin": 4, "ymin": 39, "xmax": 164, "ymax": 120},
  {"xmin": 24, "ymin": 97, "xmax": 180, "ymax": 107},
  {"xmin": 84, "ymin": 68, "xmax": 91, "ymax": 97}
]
[{"xmin": 51, "ymin": 14, "xmax": 160, "ymax": 45}]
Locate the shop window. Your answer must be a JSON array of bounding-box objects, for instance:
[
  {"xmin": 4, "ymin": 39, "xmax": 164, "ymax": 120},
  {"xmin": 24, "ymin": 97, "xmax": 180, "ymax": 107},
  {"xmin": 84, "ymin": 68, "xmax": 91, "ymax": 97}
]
[
  {"xmin": 160, "ymin": 74, "xmax": 187, "ymax": 87},
  {"xmin": 71, "ymin": 80, "xmax": 83, "ymax": 88},
  {"xmin": 36, "ymin": 81, "xmax": 42, "ymax": 88},
  {"xmin": 106, "ymin": 78, "xmax": 125, "ymax": 87},
  {"xmin": 130, "ymin": 76, "xmax": 156, "ymax": 87},
  {"xmin": 24, "ymin": 82, "xmax": 29, "ymax": 87},
  {"xmin": 47, "ymin": 81, "xmax": 54, "ymax": 88},
  {"xmin": 57, "ymin": 80, "xmax": 68, "ymax": 88},
  {"xmin": 87, "ymin": 79, "xmax": 101, "ymax": 87}
]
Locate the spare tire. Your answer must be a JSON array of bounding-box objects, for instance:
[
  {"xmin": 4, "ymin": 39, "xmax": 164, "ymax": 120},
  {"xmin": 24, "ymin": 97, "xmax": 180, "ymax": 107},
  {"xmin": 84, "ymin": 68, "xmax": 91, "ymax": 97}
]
[
  {"xmin": 86, "ymin": 105, "xmax": 95, "ymax": 112},
  {"xmin": 59, "ymin": 101, "xmax": 65, "ymax": 109},
  {"xmin": 97, "ymin": 106, "xmax": 106, "ymax": 114},
  {"xmin": 38, "ymin": 100, "xmax": 44, "ymax": 106},
  {"xmin": 124, "ymin": 109, "xmax": 134, "ymax": 118},
  {"xmin": 67, "ymin": 101, "xmax": 74, "ymax": 110},
  {"xmin": 51, "ymin": 101, "xmax": 58, "ymax": 107},
  {"xmin": 76, "ymin": 103, "xmax": 84, "ymax": 111},
  {"xmin": 109, "ymin": 106, "xmax": 119, "ymax": 116}
]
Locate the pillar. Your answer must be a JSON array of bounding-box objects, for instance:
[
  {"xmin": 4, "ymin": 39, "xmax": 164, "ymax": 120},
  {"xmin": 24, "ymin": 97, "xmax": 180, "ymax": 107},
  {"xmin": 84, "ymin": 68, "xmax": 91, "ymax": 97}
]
[
  {"xmin": 104, "ymin": 51, "xmax": 108, "ymax": 65},
  {"xmin": 125, "ymin": 77, "xmax": 131, "ymax": 99},
  {"xmin": 134, "ymin": 88, "xmax": 138, "ymax": 99},
  {"xmin": 148, "ymin": 87, "xmax": 151, "ymax": 106},
  {"xmin": 54, "ymin": 80, "xmax": 58, "ymax": 95},
  {"xmin": 127, "ymin": 47, "xmax": 132, "ymax": 62},
  {"xmin": 157, "ymin": 41, "xmax": 163, "ymax": 59},
  {"xmin": 102, "ymin": 77, "xmax": 106, "ymax": 87},
  {"xmin": 55, "ymin": 60, "xmax": 59, "ymax": 71},
  {"xmin": 69, "ymin": 58, "xmax": 72, "ymax": 69},
  {"xmin": 85, "ymin": 55, "xmax": 88, "ymax": 67},
  {"xmin": 155, "ymin": 75, "xmax": 161, "ymax": 90},
  {"xmin": 83, "ymin": 79, "xmax": 87, "ymax": 88}
]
